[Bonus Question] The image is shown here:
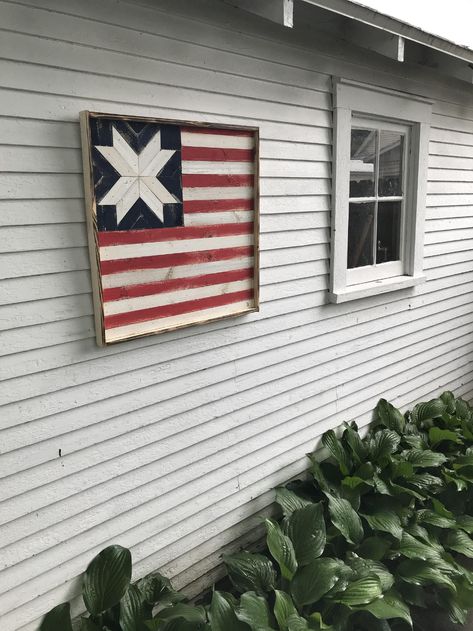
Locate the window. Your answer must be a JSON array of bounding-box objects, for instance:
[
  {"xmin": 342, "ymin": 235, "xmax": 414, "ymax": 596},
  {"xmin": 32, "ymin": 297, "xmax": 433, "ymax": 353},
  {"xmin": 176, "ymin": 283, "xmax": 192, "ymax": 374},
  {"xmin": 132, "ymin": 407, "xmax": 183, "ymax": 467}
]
[{"xmin": 329, "ymin": 79, "xmax": 432, "ymax": 303}]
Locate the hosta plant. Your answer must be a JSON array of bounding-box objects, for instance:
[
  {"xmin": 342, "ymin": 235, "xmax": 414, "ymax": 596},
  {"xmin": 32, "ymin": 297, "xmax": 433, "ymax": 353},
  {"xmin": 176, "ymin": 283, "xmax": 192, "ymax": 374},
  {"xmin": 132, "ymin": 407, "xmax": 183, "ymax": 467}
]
[
  {"xmin": 40, "ymin": 391, "xmax": 473, "ymax": 631},
  {"xmin": 221, "ymin": 391, "xmax": 473, "ymax": 630},
  {"xmin": 40, "ymin": 545, "xmax": 186, "ymax": 631}
]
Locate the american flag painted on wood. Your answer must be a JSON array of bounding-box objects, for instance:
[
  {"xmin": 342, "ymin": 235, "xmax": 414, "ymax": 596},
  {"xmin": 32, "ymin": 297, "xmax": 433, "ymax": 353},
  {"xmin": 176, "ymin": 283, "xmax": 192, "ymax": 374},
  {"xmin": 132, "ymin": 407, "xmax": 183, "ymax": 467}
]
[{"xmin": 80, "ymin": 112, "xmax": 259, "ymax": 345}]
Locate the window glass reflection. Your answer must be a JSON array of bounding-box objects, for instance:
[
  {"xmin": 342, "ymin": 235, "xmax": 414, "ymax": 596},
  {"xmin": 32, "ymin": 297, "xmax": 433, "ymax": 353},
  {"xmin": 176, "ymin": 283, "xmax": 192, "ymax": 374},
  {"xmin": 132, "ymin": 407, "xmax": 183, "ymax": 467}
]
[
  {"xmin": 378, "ymin": 131, "xmax": 403, "ymax": 197},
  {"xmin": 377, "ymin": 201, "xmax": 401, "ymax": 263},
  {"xmin": 350, "ymin": 129, "xmax": 376, "ymax": 198},
  {"xmin": 348, "ymin": 202, "xmax": 375, "ymax": 268}
]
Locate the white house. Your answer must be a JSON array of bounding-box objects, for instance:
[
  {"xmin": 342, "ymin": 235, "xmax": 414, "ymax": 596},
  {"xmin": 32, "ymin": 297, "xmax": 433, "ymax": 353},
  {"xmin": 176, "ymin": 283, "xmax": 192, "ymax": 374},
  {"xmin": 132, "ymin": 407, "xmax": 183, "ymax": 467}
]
[{"xmin": 1, "ymin": 0, "xmax": 473, "ymax": 628}]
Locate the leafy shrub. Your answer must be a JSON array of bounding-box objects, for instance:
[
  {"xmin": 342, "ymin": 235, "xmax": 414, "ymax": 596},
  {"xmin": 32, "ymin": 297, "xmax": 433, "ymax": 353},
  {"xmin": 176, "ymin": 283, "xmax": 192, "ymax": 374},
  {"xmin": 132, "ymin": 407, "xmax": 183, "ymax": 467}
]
[{"xmin": 40, "ymin": 392, "xmax": 473, "ymax": 631}]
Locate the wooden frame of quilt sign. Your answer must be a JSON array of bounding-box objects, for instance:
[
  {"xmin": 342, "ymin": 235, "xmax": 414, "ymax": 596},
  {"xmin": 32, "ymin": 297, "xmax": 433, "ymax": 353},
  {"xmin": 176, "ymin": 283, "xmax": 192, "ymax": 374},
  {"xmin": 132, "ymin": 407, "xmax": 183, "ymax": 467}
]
[{"xmin": 80, "ymin": 111, "xmax": 260, "ymax": 346}]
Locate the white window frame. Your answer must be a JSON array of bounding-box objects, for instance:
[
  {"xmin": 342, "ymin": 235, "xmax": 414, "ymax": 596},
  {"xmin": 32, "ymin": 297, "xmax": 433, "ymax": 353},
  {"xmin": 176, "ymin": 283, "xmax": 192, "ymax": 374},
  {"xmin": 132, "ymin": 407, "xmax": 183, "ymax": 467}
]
[{"xmin": 329, "ymin": 78, "xmax": 433, "ymax": 303}]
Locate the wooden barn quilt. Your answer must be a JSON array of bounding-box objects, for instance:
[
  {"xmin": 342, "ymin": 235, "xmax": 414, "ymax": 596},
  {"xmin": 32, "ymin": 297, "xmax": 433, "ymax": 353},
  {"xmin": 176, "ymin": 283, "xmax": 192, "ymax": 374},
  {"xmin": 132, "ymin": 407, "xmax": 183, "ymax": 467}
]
[{"xmin": 80, "ymin": 112, "xmax": 259, "ymax": 345}]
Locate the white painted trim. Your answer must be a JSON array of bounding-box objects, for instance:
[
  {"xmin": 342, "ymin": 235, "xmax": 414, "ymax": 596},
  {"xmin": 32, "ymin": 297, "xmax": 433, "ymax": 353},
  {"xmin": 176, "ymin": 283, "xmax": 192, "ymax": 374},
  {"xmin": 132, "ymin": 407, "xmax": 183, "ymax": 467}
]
[
  {"xmin": 330, "ymin": 77, "xmax": 432, "ymax": 303},
  {"xmin": 329, "ymin": 274, "xmax": 426, "ymax": 304}
]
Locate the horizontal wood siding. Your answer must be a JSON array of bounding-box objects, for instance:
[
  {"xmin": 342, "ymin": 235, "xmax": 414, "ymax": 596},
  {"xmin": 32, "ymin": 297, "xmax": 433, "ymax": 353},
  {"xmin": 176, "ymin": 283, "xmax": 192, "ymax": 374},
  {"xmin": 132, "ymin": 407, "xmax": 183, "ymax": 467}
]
[{"xmin": 1, "ymin": 0, "xmax": 473, "ymax": 628}]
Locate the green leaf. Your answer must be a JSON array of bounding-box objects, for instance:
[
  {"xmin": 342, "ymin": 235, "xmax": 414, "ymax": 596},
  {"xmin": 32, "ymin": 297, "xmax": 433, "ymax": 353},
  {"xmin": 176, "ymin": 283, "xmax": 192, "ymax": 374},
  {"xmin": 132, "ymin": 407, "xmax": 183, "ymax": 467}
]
[
  {"xmin": 461, "ymin": 420, "xmax": 473, "ymax": 440},
  {"xmin": 357, "ymin": 537, "xmax": 391, "ymax": 561},
  {"xmin": 391, "ymin": 459, "xmax": 414, "ymax": 480},
  {"xmin": 119, "ymin": 584, "xmax": 148, "ymax": 631},
  {"xmin": 157, "ymin": 604, "xmax": 206, "ymax": 623},
  {"xmin": 286, "ymin": 614, "xmax": 309, "ymax": 631},
  {"xmin": 79, "ymin": 619, "xmax": 101, "ymax": 631},
  {"xmin": 373, "ymin": 473, "xmax": 392, "ymax": 496},
  {"xmin": 402, "ymin": 434, "xmax": 427, "ymax": 450},
  {"xmin": 374, "ymin": 399, "xmax": 405, "ymax": 433},
  {"xmin": 398, "ymin": 559, "xmax": 456, "ymax": 591},
  {"xmin": 445, "ymin": 530, "xmax": 473, "ymax": 558},
  {"xmin": 452, "ymin": 454, "xmax": 473, "ymax": 469},
  {"xmin": 307, "ymin": 613, "xmax": 332, "ymax": 631},
  {"xmin": 457, "ymin": 514, "xmax": 473, "ymax": 533},
  {"xmin": 405, "ymin": 524, "xmax": 444, "ymax": 554},
  {"xmin": 362, "ymin": 510, "xmax": 402, "ymax": 540},
  {"xmin": 388, "ymin": 480, "xmax": 425, "ymax": 500},
  {"xmin": 428, "ymin": 427, "xmax": 460, "ymax": 446},
  {"xmin": 432, "ymin": 498, "xmax": 454, "ymax": 519},
  {"xmin": 341, "ymin": 476, "xmax": 371, "ymax": 491},
  {"xmin": 398, "ymin": 532, "xmax": 440, "ymax": 561},
  {"xmin": 236, "ymin": 592, "xmax": 274, "ymax": 631},
  {"xmin": 291, "ymin": 558, "xmax": 346, "ymax": 606},
  {"xmin": 369, "ymin": 430, "xmax": 400, "ymax": 461},
  {"xmin": 355, "ymin": 590, "xmax": 412, "ymax": 627},
  {"xmin": 444, "ymin": 470, "xmax": 468, "ymax": 491},
  {"xmin": 275, "ymin": 487, "xmax": 312, "ymax": 517},
  {"xmin": 325, "ymin": 493, "xmax": 364, "ymax": 545},
  {"xmin": 40, "ymin": 603, "xmax": 73, "ymax": 631},
  {"xmin": 273, "ymin": 591, "xmax": 297, "ymax": 631},
  {"xmin": 441, "ymin": 391, "xmax": 456, "ymax": 414},
  {"xmin": 437, "ymin": 590, "xmax": 469, "ymax": 626},
  {"xmin": 307, "ymin": 456, "xmax": 330, "ymax": 492},
  {"xmin": 356, "ymin": 462, "xmax": 375, "ymax": 481},
  {"xmin": 409, "ymin": 473, "xmax": 442, "ymax": 491},
  {"xmin": 224, "ymin": 552, "xmax": 276, "ymax": 595},
  {"xmin": 266, "ymin": 519, "xmax": 298, "ymax": 580},
  {"xmin": 138, "ymin": 572, "xmax": 183, "ymax": 606},
  {"xmin": 456, "ymin": 398, "xmax": 471, "ymax": 421},
  {"xmin": 210, "ymin": 591, "xmax": 248, "ymax": 631},
  {"xmin": 287, "ymin": 503, "xmax": 326, "ymax": 565},
  {"xmin": 343, "ymin": 424, "xmax": 367, "ymax": 463},
  {"xmin": 83, "ymin": 545, "xmax": 132, "ymax": 615},
  {"xmin": 322, "ymin": 430, "xmax": 352, "ymax": 475},
  {"xmin": 332, "ymin": 576, "xmax": 383, "ymax": 606},
  {"xmin": 418, "ymin": 509, "xmax": 456, "ymax": 529},
  {"xmin": 404, "ymin": 449, "xmax": 447, "ymax": 468},
  {"xmin": 411, "ymin": 399, "xmax": 447, "ymax": 424},
  {"xmin": 345, "ymin": 553, "xmax": 394, "ymax": 591}
]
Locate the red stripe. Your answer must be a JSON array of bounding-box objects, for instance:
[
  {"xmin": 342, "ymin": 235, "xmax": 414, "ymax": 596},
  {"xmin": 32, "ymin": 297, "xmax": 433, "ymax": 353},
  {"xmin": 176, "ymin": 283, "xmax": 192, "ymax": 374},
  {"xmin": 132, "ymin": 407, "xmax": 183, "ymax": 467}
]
[
  {"xmin": 182, "ymin": 174, "xmax": 253, "ymax": 187},
  {"xmin": 181, "ymin": 126, "xmax": 254, "ymax": 137},
  {"xmin": 183, "ymin": 198, "xmax": 253, "ymax": 213},
  {"xmin": 182, "ymin": 147, "xmax": 254, "ymax": 162},
  {"xmin": 101, "ymin": 246, "xmax": 254, "ymax": 275},
  {"xmin": 105, "ymin": 289, "xmax": 254, "ymax": 329},
  {"xmin": 103, "ymin": 268, "xmax": 253, "ymax": 302},
  {"xmin": 98, "ymin": 222, "xmax": 253, "ymax": 246}
]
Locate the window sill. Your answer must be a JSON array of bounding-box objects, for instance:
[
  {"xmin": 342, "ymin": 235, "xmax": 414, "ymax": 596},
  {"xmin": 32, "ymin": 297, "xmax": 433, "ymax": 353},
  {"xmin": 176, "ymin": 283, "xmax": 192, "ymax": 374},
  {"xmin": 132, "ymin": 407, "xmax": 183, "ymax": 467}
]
[{"xmin": 329, "ymin": 274, "xmax": 426, "ymax": 304}]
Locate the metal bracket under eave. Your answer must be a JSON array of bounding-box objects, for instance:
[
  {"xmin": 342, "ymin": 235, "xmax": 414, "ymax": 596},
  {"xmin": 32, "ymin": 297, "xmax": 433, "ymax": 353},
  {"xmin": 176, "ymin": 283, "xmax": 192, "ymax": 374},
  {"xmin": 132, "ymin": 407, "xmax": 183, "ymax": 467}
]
[{"xmin": 222, "ymin": 0, "xmax": 294, "ymax": 28}]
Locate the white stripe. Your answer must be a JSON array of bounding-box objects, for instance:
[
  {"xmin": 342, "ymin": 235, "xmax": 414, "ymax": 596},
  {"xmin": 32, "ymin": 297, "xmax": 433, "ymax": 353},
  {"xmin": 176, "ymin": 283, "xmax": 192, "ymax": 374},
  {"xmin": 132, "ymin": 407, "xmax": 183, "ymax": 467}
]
[
  {"xmin": 102, "ymin": 257, "xmax": 254, "ymax": 288},
  {"xmin": 112, "ymin": 126, "xmax": 139, "ymax": 174},
  {"xmin": 104, "ymin": 300, "xmax": 254, "ymax": 342},
  {"xmin": 104, "ymin": 279, "xmax": 253, "ymax": 315},
  {"xmin": 185, "ymin": 210, "xmax": 253, "ymax": 226},
  {"xmin": 181, "ymin": 132, "xmax": 254, "ymax": 149},
  {"xmin": 183, "ymin": 186, "xmax": 253, "ymax": 200},
  {"xmin": 182, "ymin": 161, "xmax": 254, "ymax": 174},
  {"xmin": 100, "ymin": 232, "xmax": 253, "ymax": 261}
]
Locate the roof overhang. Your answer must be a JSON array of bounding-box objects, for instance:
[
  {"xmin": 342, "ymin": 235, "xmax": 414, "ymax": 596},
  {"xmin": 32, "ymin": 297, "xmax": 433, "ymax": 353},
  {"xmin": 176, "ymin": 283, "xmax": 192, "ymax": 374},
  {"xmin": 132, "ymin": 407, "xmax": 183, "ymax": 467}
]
[
  {"xmin": 303, "ymin": 0, "xmax": 473, "ymax": 64},
  {"xmin": 221, "ymin": 0, "xmax": 473, "ymax": 83}
]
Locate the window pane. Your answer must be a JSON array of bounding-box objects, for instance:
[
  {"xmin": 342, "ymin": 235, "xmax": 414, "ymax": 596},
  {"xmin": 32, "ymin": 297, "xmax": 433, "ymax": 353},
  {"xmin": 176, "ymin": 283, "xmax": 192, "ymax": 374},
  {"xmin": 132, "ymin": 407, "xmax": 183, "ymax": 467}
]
[
  {"xmin": 378, "ymin": 131, "xmax": 404, "ymax": 197},
  {"xmin": 350, "ymin": 129, "xmax": 376, "ymax": 198},
  {"xmin": 377, "ymin": 201, "xmax": 402, "ymax": 263},
  {"xmin": 347, "ymin": 202, "xmax": 375, "ymax": 268}
]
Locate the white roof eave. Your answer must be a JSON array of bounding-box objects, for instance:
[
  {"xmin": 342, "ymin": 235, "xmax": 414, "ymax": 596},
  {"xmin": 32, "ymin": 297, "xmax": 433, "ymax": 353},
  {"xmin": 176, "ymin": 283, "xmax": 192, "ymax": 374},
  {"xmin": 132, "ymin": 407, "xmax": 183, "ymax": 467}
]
[{"xmin": 300, "ymin": 0, "xmax": 473, "ymax": 64}]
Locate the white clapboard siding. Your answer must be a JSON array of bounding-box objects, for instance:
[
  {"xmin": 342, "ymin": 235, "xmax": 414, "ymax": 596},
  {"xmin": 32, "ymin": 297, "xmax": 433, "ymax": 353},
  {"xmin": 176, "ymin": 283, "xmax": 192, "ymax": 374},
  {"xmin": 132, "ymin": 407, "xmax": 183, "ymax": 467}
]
[{"xmin": 1, "ymin": 0, "xmax": 473, "ymax": 629}]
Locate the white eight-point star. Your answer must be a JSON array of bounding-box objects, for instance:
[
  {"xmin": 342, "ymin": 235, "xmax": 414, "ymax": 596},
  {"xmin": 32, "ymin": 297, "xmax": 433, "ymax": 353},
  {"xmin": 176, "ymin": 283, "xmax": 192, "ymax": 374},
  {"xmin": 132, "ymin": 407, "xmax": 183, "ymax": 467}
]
[{"xmin": 96, "ymin": 126, "xmax": 179, "ymax": 224}]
